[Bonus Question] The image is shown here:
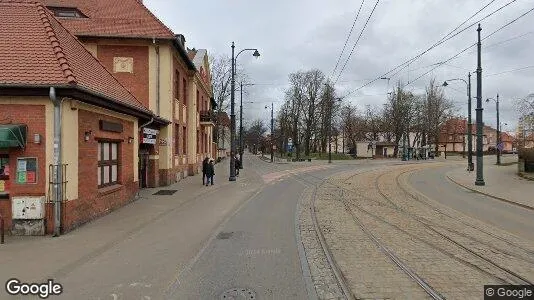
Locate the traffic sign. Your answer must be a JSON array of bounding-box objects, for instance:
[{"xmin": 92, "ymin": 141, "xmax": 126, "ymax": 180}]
[{"xmin": 497, "ymin": 142, "xmax": 504, "ymax": 152}]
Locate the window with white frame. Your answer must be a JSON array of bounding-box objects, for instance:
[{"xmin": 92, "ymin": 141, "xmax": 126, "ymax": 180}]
[{"xmin": 98, "ymin": 142, "xmax": 119, "ymax": 188}]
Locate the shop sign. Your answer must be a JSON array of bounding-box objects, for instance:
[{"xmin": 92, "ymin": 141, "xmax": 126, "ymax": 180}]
[
  {"xmin": 142, "ymin": 128, "xmax": 159, "ymax": 145},
  {"xmin": 0, "ymin": 180, "xmax": 5, "ymax": 192},
  {"xmin": 16, "ymin": 157, "xmax": 37, "ymax": 184}
]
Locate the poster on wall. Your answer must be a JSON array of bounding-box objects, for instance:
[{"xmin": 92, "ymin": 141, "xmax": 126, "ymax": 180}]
[
  {"xmin": 142, "ymin": 128, "xmax": 159, "ymax": 145},
  {"xmin": 0, "ymin": 180, "xmax": 5, "ymax": 192},
  {"xmin": 16, "ymin": 158, "xmax": 37, "ymax": 184}
]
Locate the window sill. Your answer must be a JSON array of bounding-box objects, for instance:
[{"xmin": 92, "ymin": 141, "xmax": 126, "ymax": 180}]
[{"xmin": 98, "ymin": 184, "xmax": 123, "ymax": 195}]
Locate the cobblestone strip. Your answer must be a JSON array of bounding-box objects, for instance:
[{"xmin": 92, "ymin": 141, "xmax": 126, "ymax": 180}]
[
  {"xmin": 317, "ymin": 164, "xmax": 534, "ymax": 299},
  {"xmin": 378, "ymin": 168, "xmax": 534, "ymax": 282},
  {"xmin": 314, "ymin": 185, "xmax": 431, "ymax": 299},
  {"xmin": 297, "ymin": 183, "xmax": 345, "ymax": 300}
]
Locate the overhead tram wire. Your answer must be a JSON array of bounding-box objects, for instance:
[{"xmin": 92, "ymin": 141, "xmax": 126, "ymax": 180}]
[
  {"xmin": 387, "ymin": 0, "xmax": 512, "ymax": 79},
  {"xmin": 333, "ymin": 0, "xmax": 381, "ymax": 85},
  {"xmin": 484, "ymin": 65, "xmax": 534, "ymax": 77},
  {"xmin": 404, "ymin": 6, "xmax": 534, "ymax": 88},
  {"xmin": 341, "ymin": 0, "xmax": 515, "ymax": 98},
  {"xmin": 329, "ymin": 0, "xmax": 366, "ymax": 82}
]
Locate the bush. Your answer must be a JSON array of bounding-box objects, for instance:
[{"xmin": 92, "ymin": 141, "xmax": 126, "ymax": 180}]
[{"xmin": 518, "ymin": 148, "xmax": 534, "ymax": 161}]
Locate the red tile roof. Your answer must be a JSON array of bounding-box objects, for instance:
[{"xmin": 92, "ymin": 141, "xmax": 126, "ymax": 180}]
[
  {"xmin": 0, "ymin": 0, "xmax": 149, "ymax": 112},
  {"xmin": 41, "ymin": 0, "xmax": 174, "ymax": 39}
]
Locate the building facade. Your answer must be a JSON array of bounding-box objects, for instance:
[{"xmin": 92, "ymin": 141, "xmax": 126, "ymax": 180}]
[
  {"xmin": 0, "ymin": 0, "xmax": 216, "ymax": 236},
  {"xmin": 42, "ymin": 0, "xmax": 216, "ymax": 187}
]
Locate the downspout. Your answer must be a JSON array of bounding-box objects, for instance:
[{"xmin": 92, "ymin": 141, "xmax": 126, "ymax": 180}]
[
  {"xmin": 154, "ymin": 38, "xmax": 160, "ymax": 116},
  {"xmin": 139, "ymin": 118, "xmax": 154, "ymax": 131},
  {"xmin": 49, "ymin": 87, "xmax": 62, "ymax": 237}
]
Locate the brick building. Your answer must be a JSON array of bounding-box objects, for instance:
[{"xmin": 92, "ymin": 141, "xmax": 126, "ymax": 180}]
[
  {"xmin": 41, "ymin": 0, "xmax": 216, "ymax": 186},
  {"xmin": 0, "ymin": 0, "xmax": 166, "ymax": 234}
]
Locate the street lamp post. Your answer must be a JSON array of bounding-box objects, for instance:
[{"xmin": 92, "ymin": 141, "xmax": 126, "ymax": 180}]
[
  {"xmin": 229, "ymin": 42, "xmax": 260, "ymax": 181},
  {"xmin": 265, "ymin": 103, "xmax": 274, "ymax": 163},
  {"xmin": 443, "ymin": 73, "xmax": 473, "ymax": 171},
  {"xmin": 239, "ymin": 82, "xmax": 255, "ymax": 169},
  {"xmin": 475, "ymin": 24, "xmax": 485, "ymax": 186},
  {"xmin": 486, "ymin": 94, "xmax": 500, "ymax": 165}
]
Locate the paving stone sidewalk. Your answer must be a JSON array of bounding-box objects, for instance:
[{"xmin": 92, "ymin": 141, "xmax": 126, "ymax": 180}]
[
  {"xmin": 446, "ymin": 157, "xmax": 534, "ymax": 210},
  {"xmin": 0, "ymin": 157, "xmax": 262, "ymax": 289}
]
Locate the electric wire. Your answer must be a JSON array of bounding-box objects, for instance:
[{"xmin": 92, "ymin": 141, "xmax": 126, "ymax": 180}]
[
  {"xmin": 342, "ymin": 0, "xmax": 515, "ymax": 97},
  {"xmin": 333, "ymin": 0, "xmax": 381, "ymax": 85},
  {"xmin": 404, "ymin": 6, "xmax": 534, "ymax": 87},
  {"xmin": 329, "ymin": 0, "xmax": 366, "ymax": 81}
]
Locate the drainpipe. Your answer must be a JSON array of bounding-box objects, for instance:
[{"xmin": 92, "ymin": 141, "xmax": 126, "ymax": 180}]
[
  {"xmin": 139, "ymin": 117, "xmax": 154, "ymax": 132},
  {"xmin": 154, "ymin": 38, "xmax": 160, "ymax": 116},
  {"xmin": 50, "ymin": 87, "xmax": 62, "ymax": 237}
]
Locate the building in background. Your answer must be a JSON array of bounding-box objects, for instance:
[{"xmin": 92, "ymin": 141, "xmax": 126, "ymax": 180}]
[{"xmin": 217, "ymin": 112, "xmax": 231, "ymax": 158}]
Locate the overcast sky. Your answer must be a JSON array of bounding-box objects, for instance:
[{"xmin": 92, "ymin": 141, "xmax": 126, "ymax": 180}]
[{"xmin": 144, "ymin": 0, "xmax": 534, "ymax": 132}]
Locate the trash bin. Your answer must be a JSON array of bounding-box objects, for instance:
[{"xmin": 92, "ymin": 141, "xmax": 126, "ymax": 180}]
[{"xmin": 308, "ymin": 158, "xmax": 311, "ymax": 162}]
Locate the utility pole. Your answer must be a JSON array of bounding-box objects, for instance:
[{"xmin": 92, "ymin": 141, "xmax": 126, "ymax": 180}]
[
  {"xmin": 229, "ymin": 42, "xmax": 236, "ymax": 181},
  {"xmin": 496, "ymin": 93, "xmax": 501, "ymax": 165},
  {"xmin": 467, "ymin": 72, "xmax": 473, "ymax": 171},
  {"xmin": 328, "ymin": 87, "xmax": 333, "ymax": 164},
  {"xmin": 239, "ymin": 82, "xmax": 244, "ymax": 169},
  {"xmin": 475, "ymin": 24, "xmax": 485, "ymax": 186},
  {"xmin": 271, "ymin": 102, "xmax": 274, "ymax": 163}
]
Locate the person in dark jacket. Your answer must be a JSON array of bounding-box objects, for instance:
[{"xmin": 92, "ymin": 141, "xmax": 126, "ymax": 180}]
[
  {"xmin": 205, "ymin": 159, "xmax": 215, "ymax": 186},
  {"xmin": 202, "ymin": 157, "xmax": 209, "ymax": 185},
  {"xmin": 234, "ymin": 156, "xmax": 240, "ymax": 176}
]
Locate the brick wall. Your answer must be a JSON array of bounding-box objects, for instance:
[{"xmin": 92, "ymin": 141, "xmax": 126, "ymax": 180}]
[
  {"xmin": 60, "ymin": 109, "xmax": 137, "ymax": 232},
  {"xmin": 0, "ymin": 104, "xmax": 46, "ymax": 233},
  {"xmin": 97, "ymin": 45, "xmax": 149, "ymax": 108}
]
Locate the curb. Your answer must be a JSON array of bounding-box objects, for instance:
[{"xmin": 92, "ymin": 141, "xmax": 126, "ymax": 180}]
[{"xmin": 445, "ymin": 173, "xmax": 534, "ymax": 211}]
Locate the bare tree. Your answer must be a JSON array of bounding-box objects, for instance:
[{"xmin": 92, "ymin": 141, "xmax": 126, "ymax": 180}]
[
  {"xmin": 383, "ymin": 82, "xmax": 417, "ymax": 156},
  {"xmin": 339, "ymin": 103, "xmax": 366, "ymax": 155},
  {"xmin": 244, "ymin": 119, "xmax": 267, "ymax": 154},
  {"xmin": 300, "ymin": 69, "xmax": 325, "ymax": 156},
  {"xmin": 210, "ymin": 55, "xmax": 232, "ymax": 145},
  {"xmin": 423, "ymin": 79, "xmax": 455, "ymax": 153}
]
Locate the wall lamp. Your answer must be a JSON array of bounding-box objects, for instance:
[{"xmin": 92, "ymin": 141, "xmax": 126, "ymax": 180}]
[
  {"xmin": 128, "ymin": 136, "xmax": 134, "ymax": 144},
  {"xmin": 84, "ymin": 130, "xmax": 92, "ymax": 142}
]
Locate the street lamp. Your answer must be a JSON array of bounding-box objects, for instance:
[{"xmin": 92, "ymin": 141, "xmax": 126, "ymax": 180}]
[
  {"xmin": 265, "ymin": 103, "xmax": 274, "ymax": 163},
  {"xmin": 239, "ymin": 82, "xmax": 255, "ymax": 169},
  {"xmin": 229, "ymin": 42, "xmax": 260, "ymax": 181},
  {"xmin": 443, "ymin": 73, "xmax": 473, "ymax": 171},
  {"xmin": 486, "ymin": 94, "xmax": 500, "ymax": 165}
]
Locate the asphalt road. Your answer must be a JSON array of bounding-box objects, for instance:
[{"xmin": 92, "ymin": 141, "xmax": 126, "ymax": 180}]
[
  {"xmin": 166, "ymin": 159, "xmax": 346, "ymax": 299},
  {"xmin": 409, "ymin": 164, "xmax": 534, "ymax": 241}
]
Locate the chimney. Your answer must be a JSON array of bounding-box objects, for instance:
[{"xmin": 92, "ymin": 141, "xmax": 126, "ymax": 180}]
[{"xmin": 175, "ymin": 34, "xmax": 186, "ymax": 47}]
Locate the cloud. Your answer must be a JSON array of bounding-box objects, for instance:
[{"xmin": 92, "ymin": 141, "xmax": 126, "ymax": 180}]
[{"xmin": 144, "ymin": 0, "xmax": 534, "ymax": 131}]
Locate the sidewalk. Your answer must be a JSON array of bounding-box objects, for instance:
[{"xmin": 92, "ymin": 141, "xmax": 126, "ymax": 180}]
[
  {"xmin": 446, "ymin": 156, "xmax": 534, "ymax": 210},
  {"xmin": 0, "ymin": 156, "xmax": 264, "ymax": 296}
]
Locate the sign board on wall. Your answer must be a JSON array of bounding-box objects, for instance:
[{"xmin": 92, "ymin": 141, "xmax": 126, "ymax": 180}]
[
  {"xmin": 142, "ymin": 128, "xmax": 159, "ymax": 145},
  {"xmin": 16, "ymin": 157, "xmax": 37, "ymax": 184}
]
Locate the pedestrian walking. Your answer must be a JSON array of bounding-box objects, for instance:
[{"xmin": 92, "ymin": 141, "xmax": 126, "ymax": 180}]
[
  {"xmin": 202, "ymin": 157, "xmax": 209, "ymax": 185},
  {"xmin": 206, "ymin": 159, "xmax": 215, "ymax": 186},
  {"xmin": 235, "ymin": 156, "xmax": 240, "ymax": 177}
]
